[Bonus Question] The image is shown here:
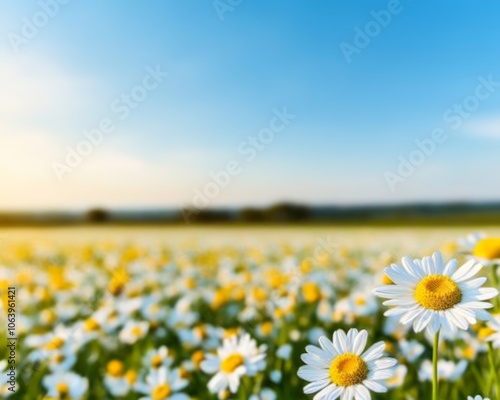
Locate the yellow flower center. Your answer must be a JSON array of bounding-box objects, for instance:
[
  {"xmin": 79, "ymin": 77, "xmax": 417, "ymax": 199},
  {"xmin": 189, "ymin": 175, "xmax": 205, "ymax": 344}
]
[
  {"xmin": 252, "ymin": 287, "xmax": 268, "ymax": 302},
  {"xmin": 463, "ymin": 347, "xmax": 475, "ymax": 360},
  {"xmin": 55, "ymin": 354, "xmax": 65, "ymax": 364},
  {"xmin": 125, "ymin": 370, "xmax": 137, "ymax": 385},
  {"xmin": 151, "ymin": 355, "xmax": 163, "ymax": 368},
  {"xmin": 274, "ymin": 308, "xmax": 285, "ymax": 320},
  {"xmin": 355, "ymin": 297, "xmax": 366, "ymax": 306},
  {"xmin": 108, "ymin": 269, "xmax": 129, "ymax": 296},
  {"xmin": 221, "ymin": 353, "xmax": 244, "ymax": 374},
  {"xmin": 179, "ymin": 366, "xmax": 191, "ymax": 379},
  {"xmin": 478, "ymin": 326, "xmax": 496, "ymax": 341},
  {"xmin": 473, "ymin": 238, "xmax": 500, "ymax": 260},
  {"xmin": 232, "ymin": 287, "xmax": 246, "ymax": 301},
  {"xmin": 56, "ymin": 383, "xmax": 69, "ymax": 397},
  {"xmin": 441, "ymin": 241, "xmax": 458, "ymax": 256},
  {"xmin": 107, "ymin": 360, "xmax": 124, "ymax": 378},
  {"xmin": 185, "ymin": 277, "xmax": 197, "ymax": 289},
  {"xmin": 84, "ymin": 318, "xmax": 100, "ymax": 332},
  {"xmin": 152, "ymin": 384, "xmax": 172, "ymax": 400},
  {"xmin": 219, "ymin": 390, "xmax": 231, "ymax": 400},
  {"xmin": 223, "ymin": 328, "xmax": 239, "ymax": 339},
  {"xmin": 45, "ymin": 337, "xmax": 65, "ymax": 351},
  {"xmin": 42, "ymin": 309, "xmax": 57, "ymax": 324},
  {"xmin": 302, "ymin": 282, "xmax": 321, "ymax": 303},
  {"xmin": 261, "ymin": 321, "xmax": 273, "ymax": 336},
  {"xmin": 414, "ymin": 275, "xmax": 462, "ymax": 310},
  {"xmin": 132, "ymin": 326, "xmax": 143, "ymax": 337},
  {"xmin": 194, "ymin": 325, "xmax": 207, "ymax": 339},
  {"xmin": 192, "ymin": 350, "xmax": 205, "ymax": 369},
  {"xmin": 329, "ymin": 353, "xmax": 369, "ymax": 386}
]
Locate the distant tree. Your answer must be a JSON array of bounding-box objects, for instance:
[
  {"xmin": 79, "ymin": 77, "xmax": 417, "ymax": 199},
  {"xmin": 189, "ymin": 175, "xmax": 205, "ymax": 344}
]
[
  {"xmin": 265, "ymin": 203, "xmax": 310, "ymax": 222},
  {"xmin": 240, "ymin": 208, "xmax": 266, "ymax": 222},
  {"xmin": 190, "ymin": 210, "xmax": 234, "ymax": 223},
  {"xmin": 86, "ymin": 208, "xmax": 109, "ymax": 223}
]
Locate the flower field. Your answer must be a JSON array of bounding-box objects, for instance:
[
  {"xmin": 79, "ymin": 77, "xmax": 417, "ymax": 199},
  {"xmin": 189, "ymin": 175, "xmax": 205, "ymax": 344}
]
[{"xmin": 0, "ymin": 226, "xmax": 499, "ymax": 400}]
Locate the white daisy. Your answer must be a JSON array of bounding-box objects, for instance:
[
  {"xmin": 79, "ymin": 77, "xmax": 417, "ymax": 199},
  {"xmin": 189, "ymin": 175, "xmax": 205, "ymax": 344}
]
[
  {"xmin": 486, "ymin": 314, "xmax": 500, "ymax": 348},
  {"xmin": 399, "ymin": 340, "xmax": 425, "ymax": 363},
  {"xmin": 249, "ymin": 388, "xmax": 277, "ymax": 400},
  {"xmin": 458, "ymin": 233, "xmax": 500, "ymax": 266},
  {"xmin": 0, "ymin": 360, "xmax": 14, "ymax": 398},
  {"xmin": 298, "ymin": 328, "xmax": 397, "ymax": 400},
  {"xmin": 103, "ymin": 360, "xmax": 138, "ymax": 397},
  {"xmin": 373, "ymin": 252, "xmax": 499, "ymax": 334},
  {"xmin": 458, "ymin": 232, "xmax": 487, "ymax": 253},
  {"xmin": 467, "ymin": 396, "xmax": 490, "ymax": 400},
  {"xmin": 200, "ymin": 333, "xmax": 267, "ymax": 394},
  {"xmin": 118, "ymin": 320, "xmax": 149, "ymax": 344},
  {"xmin": 385, "ymin": 364, "xmax": 407, "ymax": 389},
  {"xmin": 42, "ymin": 371, "xmax": 88, "ymax": 400},
  {"xmin": 418, "ymin": 359, "xmax": 467, "ymax": 382},
  {"xmin": 134, "ymin": 366, "xmax": 189, "ymax": 400},
  {"xmin": 143, "ymin": 346, "xmax": 173, "ymax": 370},
  {"xmin": 276, "ymin": 344, "xmax": 293, "ymax": 360}
]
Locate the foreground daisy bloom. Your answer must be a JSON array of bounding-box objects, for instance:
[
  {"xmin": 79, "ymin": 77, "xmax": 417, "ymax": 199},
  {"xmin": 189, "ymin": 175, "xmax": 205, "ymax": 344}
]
[
  {"xmin": 298, "ymin": 329, "xmax": 397, "ymax": 399},
  {"xmin": 467, "ymin": 396, "xmax": 490, "ymax": 400},
  {"xmin": 373, "ymin": 252, "xmax": 499, "ymax": 334},
  {"xmin": 200, "ymin": 333, "xmax": 267, "ymax": 394}
]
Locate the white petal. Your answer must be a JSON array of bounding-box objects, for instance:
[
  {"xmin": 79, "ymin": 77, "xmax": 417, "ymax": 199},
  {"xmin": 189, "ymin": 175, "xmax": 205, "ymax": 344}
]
[
  {"xmin": 304, "ymin": 378, "xmax": 331, "ymax": 394},
  {"xmin": 352, "ymin": 330, "xmax": 368, "ymax": 355}
]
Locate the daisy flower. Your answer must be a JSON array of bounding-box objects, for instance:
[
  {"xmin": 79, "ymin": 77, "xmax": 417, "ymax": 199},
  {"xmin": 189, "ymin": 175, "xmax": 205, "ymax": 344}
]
[
  {"xmin": 458, "ymin": 233, "xmax": 500, "ymax": 266},
  {"xmin": 143, "ymin": 346, "xmax": 173, "ymax": 370},
  {"xmin": 42, "ymin": 371, "xmax": 88, "ymax": 400},
  {"xmin": 103, "ymin": 360, "xmax": 138, "ymax": 397},
  {"xmin": 467, "ymin": 396, "xmax": 490, "ymax": 400},
  {"xmin": 0, "ymin": 360, "xmax": 14, "ymax": 398},
  {"xmin": 458, "ymin": 232, "xmax": 486, "ymax": 253},
  {"xmin": 399, "ymin": 340, "xmax": 425, "ymax": 363},
  {"xmin": 373, "ymin": 252, "xmax": 499, "ymax": 334},
  {"xmin": 298, "ymin": 328, "xmax": 397, "ymax": 399},
  {"xmin": 385, "ymin": 364, "xmax": 407, "ymax": 389},
  {"xmin": 485, "ymin": 314, "xmax": 500, "ymax": 348},
  {"xmin": 249, "ymin": 388, "xmax": 277, "ymax": 400},
  {"xmin": 118, "ymin": 320, "xmax": 149, "ymax": 344},
  {"xmin": 134, "ymin": 366, "xmax": 189, "ymax": 400},
  {"xmin": 200, "ymin": 333, "xmax": 267, "ymax": 394},
  {"xmin": 418, "ymin": 359, "xmax": 467, "ymax": 382}
]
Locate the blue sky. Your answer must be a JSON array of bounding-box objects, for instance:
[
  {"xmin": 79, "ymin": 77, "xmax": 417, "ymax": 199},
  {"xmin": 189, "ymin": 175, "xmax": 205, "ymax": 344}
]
[{"xmin": 1, "ymin": 0, "xmax": 500, "ymax": 210}]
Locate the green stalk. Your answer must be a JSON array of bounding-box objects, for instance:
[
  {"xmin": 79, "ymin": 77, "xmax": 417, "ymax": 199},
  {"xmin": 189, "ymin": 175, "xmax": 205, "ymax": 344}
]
[
  {"xmin": 487, "ymin": 342, "xmax": 500, "ymax": 399},
  {"xmin": 239, "ymin": 376, "xmax": 253, "ymax": 399},
  {"xmin": 432, "ymin": 330, "xmax": 440, "ymax": 400},
  {"xmin": 491, "ymin": 264, "xmax": 500, "ymax": 310}
]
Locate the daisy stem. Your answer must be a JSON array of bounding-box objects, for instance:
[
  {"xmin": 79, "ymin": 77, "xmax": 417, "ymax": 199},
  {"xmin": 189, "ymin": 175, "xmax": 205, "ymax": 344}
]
[
  {"xmin": 242, "ymin": 377, "xmax": 254, "ymax": 399},
  {"xmin": 492, "ymin": 264, "xmax": 500, "ymax": 310},
  {"xmin": 432, "ymin": 330, "xmax": 440, "ymax": 400},
  {"xmin": 487, "ymin": 342, "xmax": 500, "ymax": 399}
]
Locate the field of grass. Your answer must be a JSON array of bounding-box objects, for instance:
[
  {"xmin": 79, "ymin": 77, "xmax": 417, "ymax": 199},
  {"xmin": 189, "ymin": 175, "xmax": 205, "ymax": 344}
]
[{"xmin": 1, "ymin": 226, "xmax": 499, "ymax": 400}]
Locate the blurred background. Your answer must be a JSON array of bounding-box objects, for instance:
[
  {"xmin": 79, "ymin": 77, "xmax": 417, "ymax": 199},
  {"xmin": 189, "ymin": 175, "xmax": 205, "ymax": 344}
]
[{"xmin": 1, "ymin": 0, "xmax": 500, "ymax": 226}]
